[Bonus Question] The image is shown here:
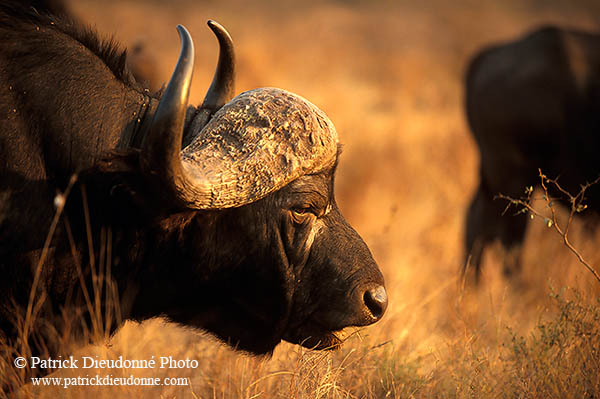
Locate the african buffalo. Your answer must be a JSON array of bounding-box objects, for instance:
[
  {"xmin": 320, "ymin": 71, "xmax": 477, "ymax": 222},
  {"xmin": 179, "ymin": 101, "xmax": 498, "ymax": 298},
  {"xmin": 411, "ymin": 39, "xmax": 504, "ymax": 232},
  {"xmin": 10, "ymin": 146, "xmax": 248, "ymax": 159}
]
[
  {"xmin": 464, "ymin": 25, "xmax": 600, "ymax": 282},
  {"xmin": 0, "ymin": 2, "xmax": 387, "ymax": 385}
]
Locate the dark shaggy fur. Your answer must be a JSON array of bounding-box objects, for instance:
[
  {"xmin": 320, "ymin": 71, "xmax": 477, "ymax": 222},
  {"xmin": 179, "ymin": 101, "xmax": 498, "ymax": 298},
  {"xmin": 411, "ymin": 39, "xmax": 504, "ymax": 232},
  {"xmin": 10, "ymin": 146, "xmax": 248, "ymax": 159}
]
[{"xmin": 0, "ymin": 2, "xmax": 138, "ymax": 87}]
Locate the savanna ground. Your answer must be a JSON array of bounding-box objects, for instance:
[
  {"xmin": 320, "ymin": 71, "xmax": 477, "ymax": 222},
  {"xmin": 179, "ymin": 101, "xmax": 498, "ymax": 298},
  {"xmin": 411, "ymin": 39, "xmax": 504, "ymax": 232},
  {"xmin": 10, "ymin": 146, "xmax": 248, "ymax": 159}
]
[{"xmin": 7, "ymin": 0, "xmax": 600, "ymax": 397}]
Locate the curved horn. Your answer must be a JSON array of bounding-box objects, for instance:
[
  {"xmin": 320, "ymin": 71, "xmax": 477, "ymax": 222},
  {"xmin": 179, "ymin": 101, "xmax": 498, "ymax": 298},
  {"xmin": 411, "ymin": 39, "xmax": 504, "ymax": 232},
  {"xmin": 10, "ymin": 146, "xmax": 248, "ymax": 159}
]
[
  {"xmin": 141, "ymin": 26, "xmax": 338, "ymax": 211},
  {"xmin": 202, "ymin": 20, "xmax": 235, "ymax": 112},
  {"xmin": 141, "ymin": 25, "xmax": 194, "ymax": 205},
  {"xmin": 183, "ymin": 20, "xmax": 236, "ymax": 146}
]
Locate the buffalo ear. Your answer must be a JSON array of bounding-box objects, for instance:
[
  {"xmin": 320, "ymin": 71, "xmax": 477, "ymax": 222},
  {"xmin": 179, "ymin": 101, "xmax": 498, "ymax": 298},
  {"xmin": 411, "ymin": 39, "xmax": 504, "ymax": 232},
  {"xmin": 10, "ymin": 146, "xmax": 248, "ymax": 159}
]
[{"xmin": 79, "ymin": 150, "xmax": 165, "ymax": 218}]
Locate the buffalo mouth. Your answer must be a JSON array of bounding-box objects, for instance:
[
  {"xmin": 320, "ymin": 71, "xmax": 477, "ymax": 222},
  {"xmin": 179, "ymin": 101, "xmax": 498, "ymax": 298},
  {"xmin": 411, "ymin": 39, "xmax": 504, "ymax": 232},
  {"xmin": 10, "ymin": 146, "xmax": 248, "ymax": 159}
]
[
  {"xmin": 281, "ymin": 284, "xmax": 387, "ymax": 350},
  {"xmin": 284, "ymin": 325, "xmax": 356, "ymax": 350}
]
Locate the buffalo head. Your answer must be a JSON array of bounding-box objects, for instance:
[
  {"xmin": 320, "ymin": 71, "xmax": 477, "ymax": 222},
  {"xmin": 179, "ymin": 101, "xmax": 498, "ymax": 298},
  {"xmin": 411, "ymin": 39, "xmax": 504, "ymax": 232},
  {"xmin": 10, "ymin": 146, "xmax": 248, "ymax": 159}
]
[{"xmin": 116, "ymin": 23, "xmax": 387, "ymax": 354}]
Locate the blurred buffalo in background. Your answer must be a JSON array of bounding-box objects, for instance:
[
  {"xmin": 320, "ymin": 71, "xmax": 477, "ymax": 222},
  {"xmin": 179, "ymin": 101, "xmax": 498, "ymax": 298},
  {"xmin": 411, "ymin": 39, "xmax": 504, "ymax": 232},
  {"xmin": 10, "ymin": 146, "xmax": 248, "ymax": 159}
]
[{"xmin": 464, "ymin": 25, "xmax": 600, "ymax": 283}]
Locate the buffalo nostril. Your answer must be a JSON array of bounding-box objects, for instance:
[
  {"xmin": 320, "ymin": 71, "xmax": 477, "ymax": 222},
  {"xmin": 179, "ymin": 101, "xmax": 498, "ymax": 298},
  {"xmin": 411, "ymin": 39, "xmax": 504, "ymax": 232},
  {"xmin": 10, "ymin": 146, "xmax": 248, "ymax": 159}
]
[{"xmin": 363, "ymin": 285, "xmax": 388, "ymax": 320}]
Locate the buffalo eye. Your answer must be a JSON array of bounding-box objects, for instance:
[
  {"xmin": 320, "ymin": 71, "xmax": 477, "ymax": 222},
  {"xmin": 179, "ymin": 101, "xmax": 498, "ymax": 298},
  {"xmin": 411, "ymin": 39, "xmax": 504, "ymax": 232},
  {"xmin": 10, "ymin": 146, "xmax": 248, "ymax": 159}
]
[{"xmin": 290, "ymin": 206, "xmax": 315, "ymax": 224}]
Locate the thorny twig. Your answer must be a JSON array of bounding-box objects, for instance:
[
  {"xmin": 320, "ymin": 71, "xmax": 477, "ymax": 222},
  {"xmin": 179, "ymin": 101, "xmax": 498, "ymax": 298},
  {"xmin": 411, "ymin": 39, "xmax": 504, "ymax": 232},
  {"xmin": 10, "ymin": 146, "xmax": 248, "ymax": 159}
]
[{"xmin": 496, "ymin": 168, "xmax": 600, "ymax": 284}]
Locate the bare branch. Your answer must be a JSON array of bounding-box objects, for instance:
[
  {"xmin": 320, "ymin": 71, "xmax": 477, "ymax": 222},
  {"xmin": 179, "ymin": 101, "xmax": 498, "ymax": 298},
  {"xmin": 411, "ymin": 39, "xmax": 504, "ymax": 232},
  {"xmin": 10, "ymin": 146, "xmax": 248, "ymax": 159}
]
[{"xmin": 497, "ymin": 169, "xmax": 600, "ymax": 284}]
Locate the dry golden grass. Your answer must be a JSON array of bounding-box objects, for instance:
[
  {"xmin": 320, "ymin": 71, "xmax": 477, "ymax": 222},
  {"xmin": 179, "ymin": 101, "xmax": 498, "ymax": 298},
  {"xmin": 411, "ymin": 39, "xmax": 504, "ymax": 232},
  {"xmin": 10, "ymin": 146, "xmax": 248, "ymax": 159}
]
[{"xmin": 5, "ymin": 0, "xmax": 600, "ymax": 397}]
